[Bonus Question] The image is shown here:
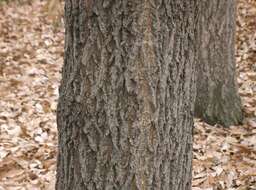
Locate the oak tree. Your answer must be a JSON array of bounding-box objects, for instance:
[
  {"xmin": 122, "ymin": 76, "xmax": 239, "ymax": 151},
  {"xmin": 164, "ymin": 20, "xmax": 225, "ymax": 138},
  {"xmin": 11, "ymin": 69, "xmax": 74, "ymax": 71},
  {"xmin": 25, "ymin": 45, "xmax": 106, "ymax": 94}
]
[
  {"xmin": 56, "ymin": 1, "xmax": 200, "ymax": 189},
  {"xmin": 195, "ymin": 0, "xmax": 243, "ymax": 127}
]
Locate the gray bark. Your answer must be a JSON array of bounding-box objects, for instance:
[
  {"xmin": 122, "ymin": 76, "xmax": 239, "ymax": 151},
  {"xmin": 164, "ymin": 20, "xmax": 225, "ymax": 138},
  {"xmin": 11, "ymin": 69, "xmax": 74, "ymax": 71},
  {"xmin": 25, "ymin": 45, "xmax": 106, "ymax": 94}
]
[
  {"xmin": 195, "ymin": 0, "xmax": 243, "ymax": 127},
  {"xmin": 56, "ymin": 1, "xmax": 200, "ymax": 189}
]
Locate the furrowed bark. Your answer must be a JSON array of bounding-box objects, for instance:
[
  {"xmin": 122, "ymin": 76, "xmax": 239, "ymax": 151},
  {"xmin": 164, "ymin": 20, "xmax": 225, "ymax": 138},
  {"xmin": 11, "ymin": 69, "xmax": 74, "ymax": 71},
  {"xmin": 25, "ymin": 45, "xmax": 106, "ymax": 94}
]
[{"xmin": 56, "ymin": 1, "xmax": 200, "ymax": 189}]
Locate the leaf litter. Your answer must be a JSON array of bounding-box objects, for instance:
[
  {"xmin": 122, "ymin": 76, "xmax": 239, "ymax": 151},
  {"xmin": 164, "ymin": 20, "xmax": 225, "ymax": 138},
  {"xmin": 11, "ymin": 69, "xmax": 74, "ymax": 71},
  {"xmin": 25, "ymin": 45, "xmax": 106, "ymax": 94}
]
[{"xmin": 0, "ymin": 0, "xmax": 255, "ymax": 189}]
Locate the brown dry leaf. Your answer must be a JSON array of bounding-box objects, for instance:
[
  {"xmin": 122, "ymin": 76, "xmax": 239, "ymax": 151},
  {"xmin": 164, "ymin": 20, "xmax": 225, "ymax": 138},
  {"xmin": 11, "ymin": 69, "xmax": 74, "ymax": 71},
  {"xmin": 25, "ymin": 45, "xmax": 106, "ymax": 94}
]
[
  {"xmin": 192, "ymin": 177, "xmax": 207, "ymax": 187},
  {"xmin": 0, "ymin": 157, "xmax": 23, "ymax": 180},
  {"xmin": 41, "ymin": 100, "xmax": 51, "ymax": 113}
]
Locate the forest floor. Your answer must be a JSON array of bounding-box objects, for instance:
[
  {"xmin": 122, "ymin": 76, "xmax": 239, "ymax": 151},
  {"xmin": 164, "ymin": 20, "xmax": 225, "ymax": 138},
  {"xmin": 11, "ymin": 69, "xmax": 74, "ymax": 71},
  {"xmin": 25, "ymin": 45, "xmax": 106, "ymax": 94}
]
[{"xmin": 0, "ymin": 0, "xmax": 255, "ymax": 189}]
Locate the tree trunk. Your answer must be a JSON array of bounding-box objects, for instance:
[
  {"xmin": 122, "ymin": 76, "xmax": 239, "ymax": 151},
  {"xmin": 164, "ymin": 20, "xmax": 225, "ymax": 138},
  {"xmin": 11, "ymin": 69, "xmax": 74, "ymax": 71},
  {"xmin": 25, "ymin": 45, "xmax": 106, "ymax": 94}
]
[
  {"xmin": 56, "ymin": 1, "xmax": 200, "ymax": 189},
  {"xmin": 195, "ymin": 0, "xmax": 243, "ymax": 127}
]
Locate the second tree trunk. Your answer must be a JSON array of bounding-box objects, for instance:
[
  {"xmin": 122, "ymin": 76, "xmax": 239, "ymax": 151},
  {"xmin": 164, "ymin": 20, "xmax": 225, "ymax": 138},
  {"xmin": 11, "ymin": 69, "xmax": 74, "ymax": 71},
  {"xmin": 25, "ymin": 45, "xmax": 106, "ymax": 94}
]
[{"xmin": 195, "ymin": 0, "xmax": 243, "ymax": 127}]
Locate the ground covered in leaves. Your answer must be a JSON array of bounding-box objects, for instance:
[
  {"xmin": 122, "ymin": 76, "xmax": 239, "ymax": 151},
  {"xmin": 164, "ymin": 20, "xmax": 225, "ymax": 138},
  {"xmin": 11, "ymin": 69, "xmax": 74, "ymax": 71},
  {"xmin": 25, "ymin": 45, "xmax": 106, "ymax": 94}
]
[{"xmin": 0, "ymin": 0, "xmax": 255, "ymax": 189}]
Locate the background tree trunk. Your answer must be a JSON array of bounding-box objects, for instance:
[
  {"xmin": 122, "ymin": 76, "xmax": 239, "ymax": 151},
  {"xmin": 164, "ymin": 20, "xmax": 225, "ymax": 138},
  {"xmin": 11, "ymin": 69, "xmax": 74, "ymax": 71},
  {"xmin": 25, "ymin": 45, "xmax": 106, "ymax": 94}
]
[
  {"xmin": 195, "ymin": 0, "xmax": 243, "ymax": 127},
  {"xmin": 56, "ymin": 1, "xmax": 199, "ymax": 189}
]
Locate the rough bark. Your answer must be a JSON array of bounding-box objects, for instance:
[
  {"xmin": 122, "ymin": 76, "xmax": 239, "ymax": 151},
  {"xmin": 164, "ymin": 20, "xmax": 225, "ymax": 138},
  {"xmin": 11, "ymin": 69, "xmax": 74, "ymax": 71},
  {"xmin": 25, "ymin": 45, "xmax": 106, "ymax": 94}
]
[
  {"xmin": 195, "ymin": 0, "xmax": 243, "ymax": 127},
  {"xmin": 56, "ymin": 1, "xmax": 200, "ymax": 189}
]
